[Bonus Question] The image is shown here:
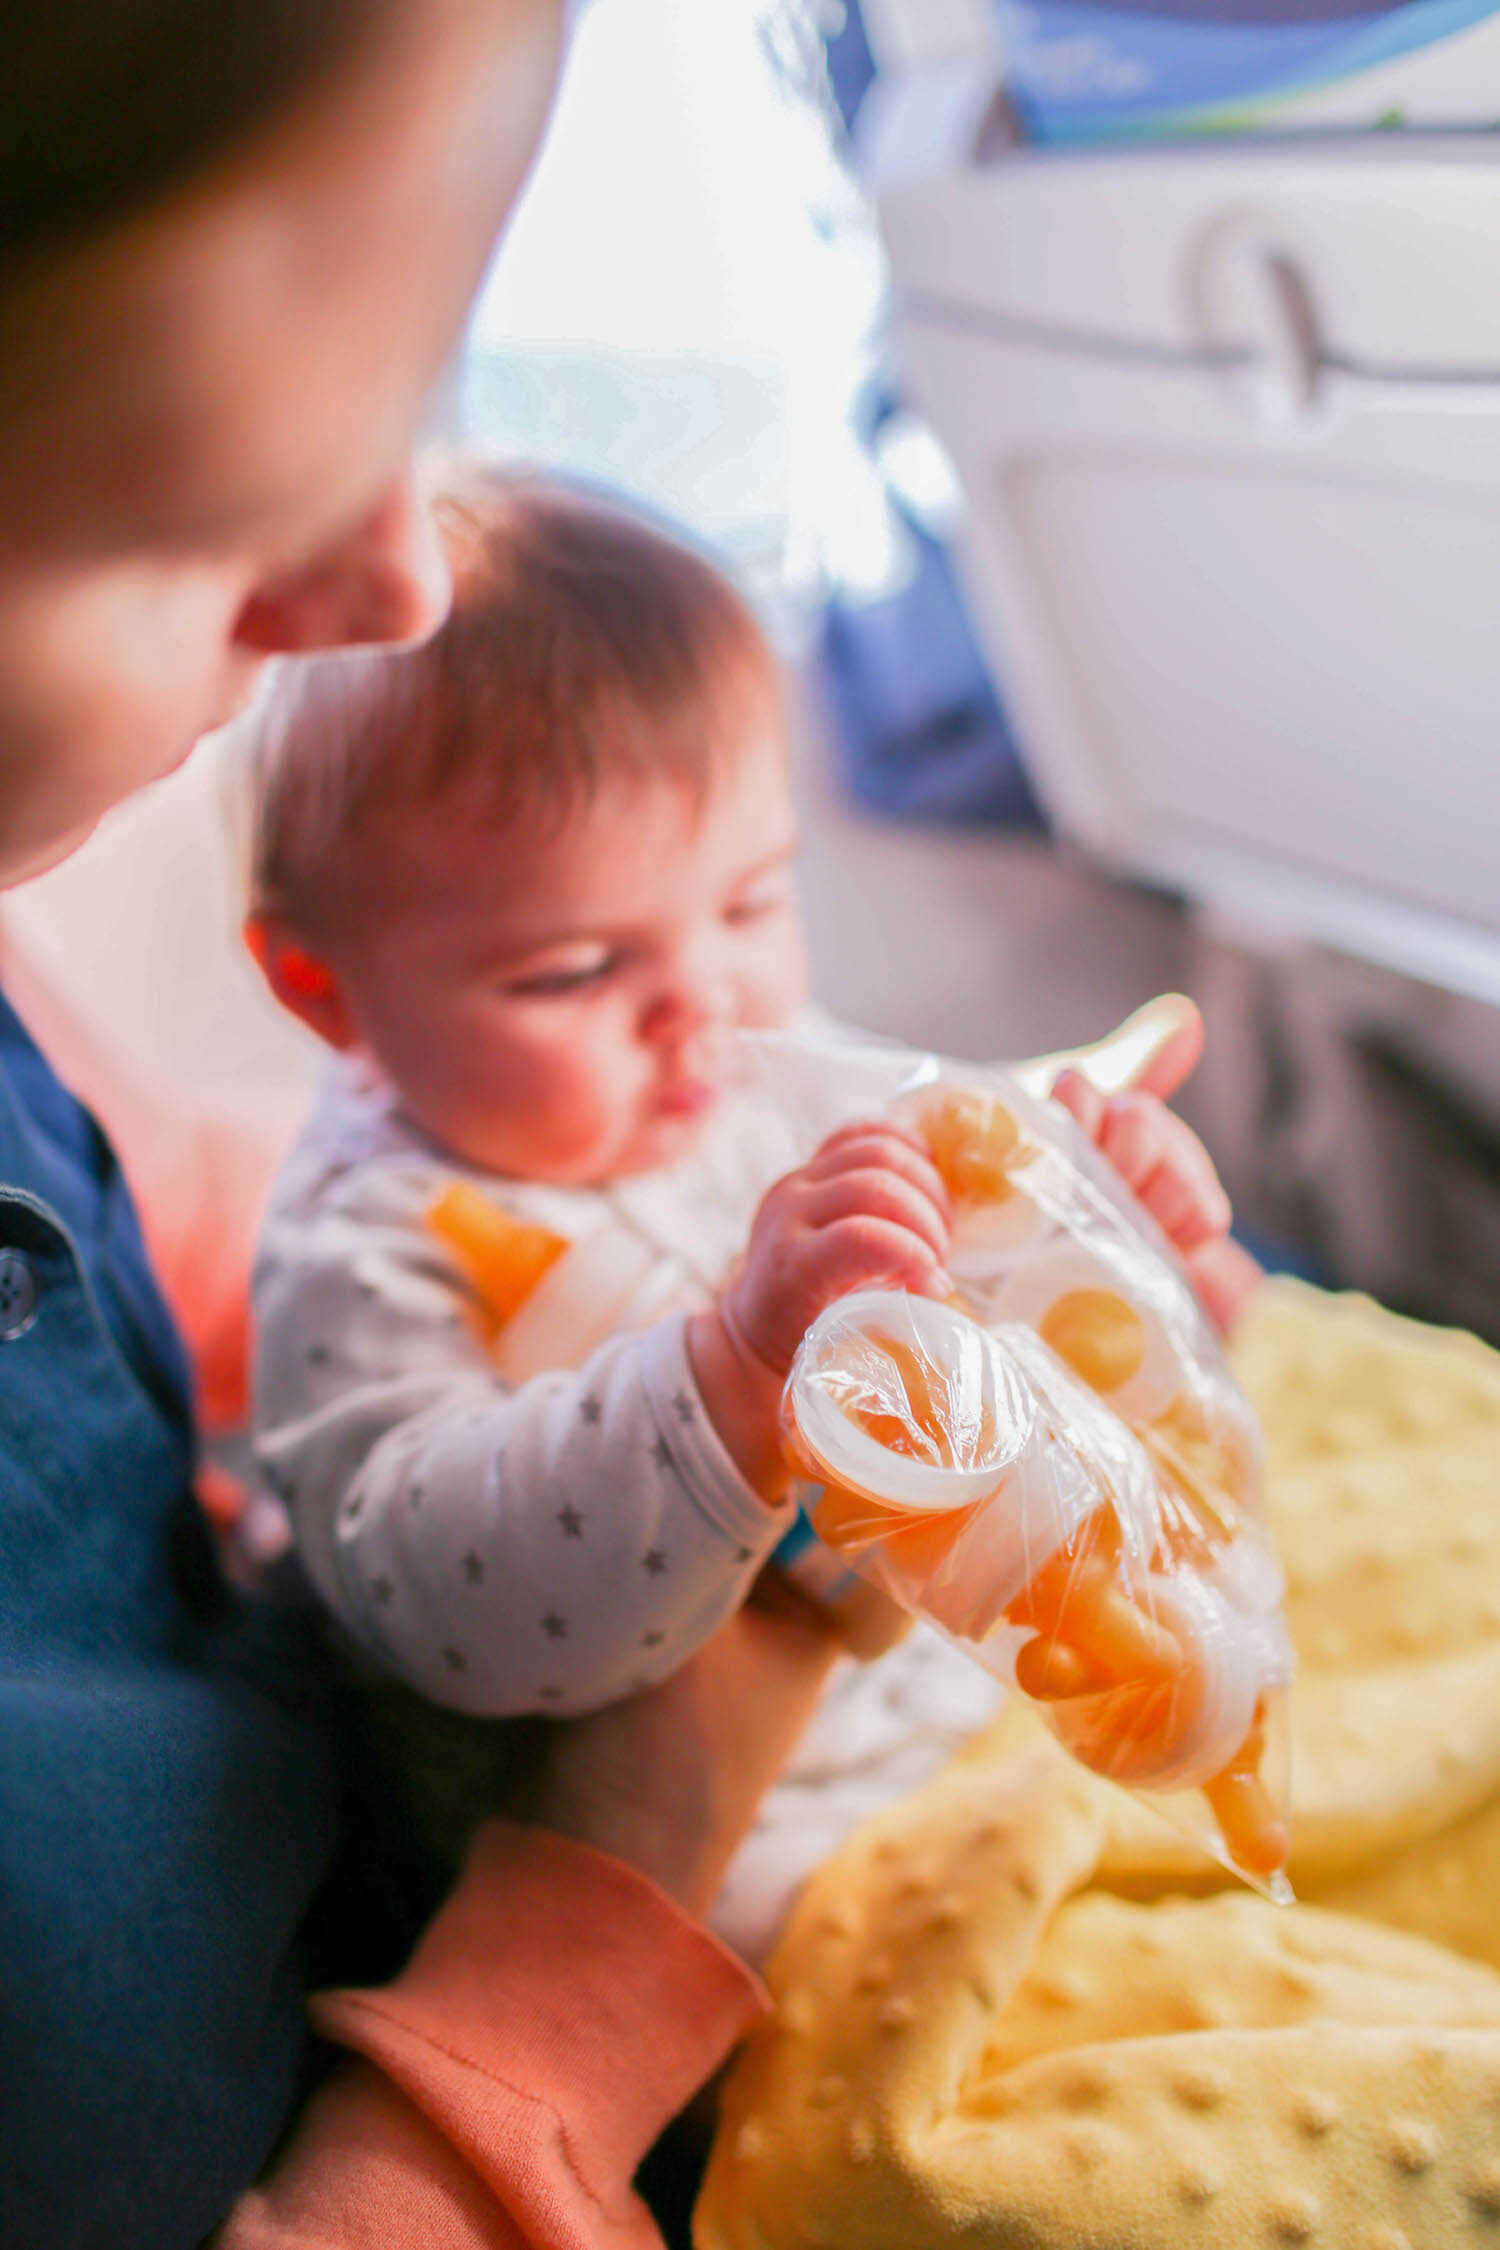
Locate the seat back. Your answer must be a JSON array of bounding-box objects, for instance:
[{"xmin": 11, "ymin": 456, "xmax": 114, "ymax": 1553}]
[{"xmin": 868, "ymin": 78, "xmax": 1500, "ymax": 1001}]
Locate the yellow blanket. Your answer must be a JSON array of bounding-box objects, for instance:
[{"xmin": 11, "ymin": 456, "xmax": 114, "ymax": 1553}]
[{"xmin": 698, "ymin": 1282, "xmax": 1500, "ymax": 2247}]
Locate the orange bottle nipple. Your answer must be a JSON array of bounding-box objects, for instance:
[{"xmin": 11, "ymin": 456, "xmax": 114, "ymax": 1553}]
[{"xmin": 917, "ymin": 1088, "xmax": 1027, "ymax": 1203}]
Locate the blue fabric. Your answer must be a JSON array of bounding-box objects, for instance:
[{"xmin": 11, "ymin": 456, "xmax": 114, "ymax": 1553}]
[
  {"xmin": 1233, "ymin": 1225, "xmax": 1327, "ymax": 1287},
  {"xmin": 0, "ymin": 989, "xmax": 336, "ymax": 2249},
  {"xmin": 991, "ymin": 0, "xmax": 1500, "ymax": 142},
  {"xmin": 823, "ymin": 0, "xmax": 877, "ymax": 135},
  {"xmin": 815, "ymin": 518, "xmax": 1045, "ymax": 830}
]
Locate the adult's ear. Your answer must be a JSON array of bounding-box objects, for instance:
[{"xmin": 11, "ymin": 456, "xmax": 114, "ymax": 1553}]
[{"xmin": 244, "ymin": 914, "xmax": 357, "ymax": 1050}]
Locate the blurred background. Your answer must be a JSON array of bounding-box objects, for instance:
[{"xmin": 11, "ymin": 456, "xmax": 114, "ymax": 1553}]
[{"xmin": 11, "ymin": 0, "xmax": 1500, "ymax": 1344}]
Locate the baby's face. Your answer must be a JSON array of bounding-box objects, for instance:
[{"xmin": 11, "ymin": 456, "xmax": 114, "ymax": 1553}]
[{"xmin": 339, "ymin": 726, "xmax": 807, "ymax": 1184}]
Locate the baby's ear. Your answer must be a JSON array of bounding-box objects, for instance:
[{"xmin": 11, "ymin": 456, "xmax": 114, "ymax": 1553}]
[{"xmin": 244, "ymin": 915, "xmax": 356, "ymax": 1050}]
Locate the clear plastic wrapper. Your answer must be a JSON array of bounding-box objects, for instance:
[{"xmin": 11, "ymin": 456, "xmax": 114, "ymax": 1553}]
[{"xmin": 772, "ymin": 1038, "xmax": 1294, "ymax": 1899}]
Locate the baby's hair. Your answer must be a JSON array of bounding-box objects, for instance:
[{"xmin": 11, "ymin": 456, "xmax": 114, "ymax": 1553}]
[{"xmin": 248, "ymin": 466, "xmax": 781, "ymax": 941}]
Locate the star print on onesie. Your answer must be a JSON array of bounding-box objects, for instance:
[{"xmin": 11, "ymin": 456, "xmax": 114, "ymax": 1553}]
[{"xmin": 253, "ymin": 1040, "xmax": 1004, "ymax": 1961}]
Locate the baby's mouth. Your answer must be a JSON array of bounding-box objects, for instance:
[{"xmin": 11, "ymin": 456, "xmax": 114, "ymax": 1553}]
[
  {"xmin": 655, "ymin": 1074, "xmax": 719, "ymax": 1119},
  {"xmin": 652, "ymin": 1025, "xmax": 745, "ymax": 1121}
]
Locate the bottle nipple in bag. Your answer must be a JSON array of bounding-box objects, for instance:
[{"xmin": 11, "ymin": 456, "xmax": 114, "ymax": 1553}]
[{"xmin": 780, "ymin": 1078, "xmax": 1294, "ymax": 1898}]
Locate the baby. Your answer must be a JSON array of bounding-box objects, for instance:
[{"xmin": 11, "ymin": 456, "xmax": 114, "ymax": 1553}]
[{"xmin": 247, "ymin": 470, "xmax": 1235, "ymax": 1958}]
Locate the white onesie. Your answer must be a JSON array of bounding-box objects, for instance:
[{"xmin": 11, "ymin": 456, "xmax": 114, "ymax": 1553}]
[{"xmin": 253, "ymin": 1042, "xmax": 1002, "ymax": 1960}]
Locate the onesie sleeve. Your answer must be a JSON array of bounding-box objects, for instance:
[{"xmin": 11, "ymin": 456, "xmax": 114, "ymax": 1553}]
[{"xmin": 253, "ymin": 1159, "xmax": 790, "ymax": 1717}]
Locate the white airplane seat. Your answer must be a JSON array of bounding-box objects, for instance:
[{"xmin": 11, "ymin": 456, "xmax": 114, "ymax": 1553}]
[{"xmin": 863, "ymin": 71, "xmax": 1500, "ymax": 1003}]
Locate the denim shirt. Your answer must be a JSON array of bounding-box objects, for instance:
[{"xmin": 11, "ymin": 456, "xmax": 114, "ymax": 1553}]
[{"xmin": 0, "ymin": 990, "xmax": 335, "ymax": 2249}]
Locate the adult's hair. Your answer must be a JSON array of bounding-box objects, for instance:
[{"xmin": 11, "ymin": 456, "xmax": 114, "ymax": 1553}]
[{"xmin": 2, "ymin": 1, "xmax": 386, "ymax": 271}]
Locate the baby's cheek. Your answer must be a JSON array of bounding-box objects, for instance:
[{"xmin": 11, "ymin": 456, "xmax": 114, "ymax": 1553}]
[
  {"xmin": 745, "ymin": 938, "xmax": 809, "ymax": 1029},
  {"xmin": 541, "ymin": 1040, "xmax": 639, "ymax": 1168}
]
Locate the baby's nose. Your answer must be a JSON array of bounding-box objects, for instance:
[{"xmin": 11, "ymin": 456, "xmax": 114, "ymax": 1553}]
[
  {"xmin": 641, "ymin": 958, "xmax": 728, "ymax": 1043},
  {"xmin": 642, "ymin": 987, "xmax": 709, "ymax": 1043}
]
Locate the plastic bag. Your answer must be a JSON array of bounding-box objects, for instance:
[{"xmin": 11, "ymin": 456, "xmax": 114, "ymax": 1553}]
[{"xmin": 773, "ymin": 1039, "xmax": 1294, "ymax": 1899}]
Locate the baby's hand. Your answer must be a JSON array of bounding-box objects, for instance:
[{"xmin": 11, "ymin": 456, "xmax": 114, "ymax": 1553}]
[
  {"xmin": 1051, "ymin": 1070, "xmax": 1230, "ymax": 1253},
  {"xmin": 1050, "ymin": 1068, "xmax": 1260, "ymax": 1333},
  {"xmin": 723, "ymin": 1121, "xmax": 954, "ymax": 1380}
]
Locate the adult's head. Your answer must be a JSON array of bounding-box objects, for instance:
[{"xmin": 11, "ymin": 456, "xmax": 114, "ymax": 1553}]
[{"xmin": 0, "ymin": 0, "xmax": 565, "ymax": 887}]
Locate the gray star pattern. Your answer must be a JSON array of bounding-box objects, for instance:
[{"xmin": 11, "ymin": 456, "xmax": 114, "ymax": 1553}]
[
  {"xmin": 442, "ymin": 1646, "xmax": 467, "ymax": 1674},
  {"xmin": 462, "ymin": 1550, "xmax": 484, "ymax": 1586},
  {"xmin": 580, "ymin": 1396, "xmax": 602, "ymax": 1425},
  {"xmin": 641, "ymin": 1548, "xmax": 668, "ymax": 1578},
  {"xmin": 557, "ymin": 1505, "xmax": 584, "ymax": 1539},
  {"xmin": 542, "ymin": 1611, "xmax": 569, "ymax": 1640}
]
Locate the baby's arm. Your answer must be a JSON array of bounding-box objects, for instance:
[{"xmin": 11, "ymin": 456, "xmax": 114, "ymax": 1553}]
[
  {"xmin": 689, "ymin": 1120, "xmax": 955, "ymax": 1494},
  {"xmin": 255, "ymin": 1181, "xmax": 792, "ymax": 1719}
]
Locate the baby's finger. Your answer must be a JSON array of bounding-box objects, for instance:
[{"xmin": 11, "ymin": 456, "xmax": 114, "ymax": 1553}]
[
  {"xmin": 1138, "ymin": 1160, "xmax": 1231, "ymax": 1252},
  {"xmin": 811, "ymin": 1117, "xmax": 931, "ymax": 1161},
  {"xmin": 800, "ymin": 1167, "xmax": 952, "ymax": 1267},
  {"xmin": 1132, "ymin": 1105, "xmax": 1232, "ymax": 1243},
  {"xmin": 1184, "ymin": 1236, "xmax": 1263, "ymax": 1336},
  {"xmin": 1097, "ymin": 1092, "xmax": 1173, "ymax": 1190},
  {"xmin": 808, "ymin": 1213, "xmax": 954, "ymax": 1304},
  {"xmin": 802, "ymin": 1126, "xmax": 953, "ymax": 1220},
  {"xmin": 1050, "ymin": 1067, "xmax": 1106, "ymax": 1144}
]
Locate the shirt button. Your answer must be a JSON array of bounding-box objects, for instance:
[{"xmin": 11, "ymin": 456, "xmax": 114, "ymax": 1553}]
[{"xmin": 0, "ymin": 1248, "xmax": 39, "ymax": 1341}]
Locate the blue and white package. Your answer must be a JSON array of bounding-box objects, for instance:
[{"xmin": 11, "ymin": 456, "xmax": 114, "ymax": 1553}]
[{"xmin": 991, "ymin": 0, "xmax": 1500, "ymax": 143}]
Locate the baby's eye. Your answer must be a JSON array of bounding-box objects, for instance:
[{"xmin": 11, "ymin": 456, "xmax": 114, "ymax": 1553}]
[
  {"xmin": 724, "ymin": 887, "xmax": 789, "ymax": 927},
  {"xmin": 505, "ymin": 954, "xmax": 619, "ymax": 999}
]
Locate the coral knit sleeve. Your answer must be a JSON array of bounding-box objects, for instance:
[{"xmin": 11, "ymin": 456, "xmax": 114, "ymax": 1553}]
[{"xmin": 217, "ymin": 1823, "xmax": 767, "ymax": 2250}]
